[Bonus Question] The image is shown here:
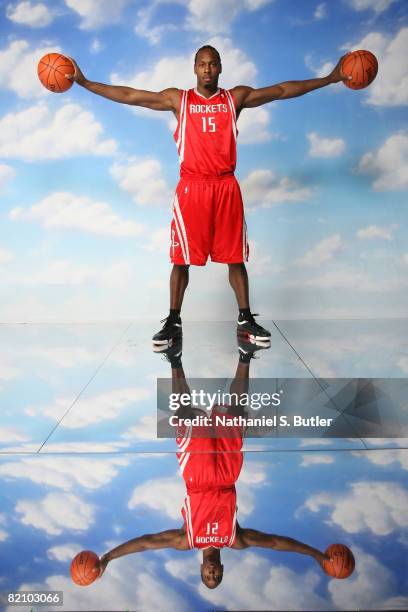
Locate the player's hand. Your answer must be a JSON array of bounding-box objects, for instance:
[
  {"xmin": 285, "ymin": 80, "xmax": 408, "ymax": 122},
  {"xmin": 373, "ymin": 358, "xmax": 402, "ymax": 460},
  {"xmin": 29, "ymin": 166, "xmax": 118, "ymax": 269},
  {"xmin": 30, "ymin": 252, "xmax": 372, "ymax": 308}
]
[
  {"xmin": 328, "ymin": 53, "xmax": 353, "ymax": 84},
  {"xmin": 315, "ymin": 551, "xmax": 331, "ymax": 571},
  {"xmin": 98, "ymin": 553, "xmax": 110, "ymax": 578},
  {"xmin": 65, "ymin": 57, "xmax": 86, "ymax": 85}
]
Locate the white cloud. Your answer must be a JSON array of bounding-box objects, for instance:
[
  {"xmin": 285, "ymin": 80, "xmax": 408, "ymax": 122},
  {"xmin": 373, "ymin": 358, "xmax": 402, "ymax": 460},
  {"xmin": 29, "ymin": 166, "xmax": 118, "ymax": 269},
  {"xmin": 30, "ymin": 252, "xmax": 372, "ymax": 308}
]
[
  {"xmin": 128, "ymin": 475, "xmax": 185, "ymax": 520},
  {"xmin": 352, "ymin": 449, "xmax": 408, "ymax": 471},
  {"xmin": 314, "ymin": 2, "xmax": 327, "ymax": 19},
  {"xmin": 90, "ymin": 38, "xmax": 103, "ymax": 53},
  {"xmin": 300, "ymin": 267, "xmax": 407, "ymax": 291},
  {"xmin": 0, "ymin": 164, "xmax": 16, "ymax": 190},
  {"xmin": 241, "ymin": 169, "xmax": 312, "ymax": 209},
  {"xmin": 305, "ymin": 54, "xmax": 334, "ymax": 78},
  {"xmin": 0, "ymin": 456, "xmax": 128, "ymax": 490},
  {"xmin": 110, "ymin": 159, "xmax": 173, "ymax": 207},
  {"xmin": 237, "ymin": 107, "xmax": 273, "ymax": 144},
  {"xmin": 304, "ymin": 481, "xmax": 408, "ymax": 535},
  {"xmin": 64, "ymin": 0, "xmax": 130, "ymax": 29},
  {"xmin": 307, "ymin": 132, "xmax": 345, "ymax": 158},
  {"xmin": 0, "ymin": 247, "xmax": 14, "ymax": 265},
  {"xmin": 15, "ymin": 492, "xmax": 94, "ymax": 535},
  {"xmin": 112, "ymin": 36, "xmax": 257, "ymax": 91},
  {"xmin": 344, "ymin": 28, "xmax": 408, "ymax": 107},
  {"xmin": 296, "ymin": 234, "xmax": 343, "ymax": 267},
  {"xmin": 0, "ymin": 427, "xmax": 28, "ymax": 442},
  {"xmin": 24, "ymin": 260, "xmax": 93, "ymax": 285},
  {"xmin": 300, "ymin": 454, "xmax": 334, "ymax": 467},
  {"xmin": 347, "ymin": 0, "xmax": 396, "ymax": 14},
  {"xmin": 10, "ymin": 192, "xmax": 144, "ymax": 237},
  {"xmin": 122, "ymin": 415, "xmax": 166, "ymax": 442},
  {"xmin": 0, "ymin": 103, "xmax": 117, "ymax": 161},
  {"xmin": 197, "ymin": 551, "xmax": 328, "ymax": 610},
  {"xmin": 357, "ymin": 132, "xmax": 408, "ymax": 191},
  {"xmin": 356, "ymin": 224, "xmax": 397, "ymax": 240},
  {"xmin": 143, "ymin": 226, "xmax": 171, "ymax": 255},
  {"xmin": 6, "ymin": 1, "xmax": 53, "ymax": 27},
  {"xmin": 329, "ymin": 546, "xmax": 396, "ymax": 610},
  {"xmin": 299, "ymin": 439, "xmax": 333, "ymax": 447},
  {"xmin": 185, "ymin": 0, "xmax": 272, "ymax": 34},
  {"xmin": 0, "ymin": 40, "xmax": 61, "ymax": 99},
  {"xmin": 134, "ymin": 4, "xmax": 178, "ymax": 44},
  {"xmin": 0, "ymin": 514, "xmax": 8, "ymax": 541},
  {"xmin": 47, "ymin": 543, "xmax": 82, "ymax": 562},
  {"xmin": 26, "ymin": 387, "xmax": 151, "ymax": 429}
]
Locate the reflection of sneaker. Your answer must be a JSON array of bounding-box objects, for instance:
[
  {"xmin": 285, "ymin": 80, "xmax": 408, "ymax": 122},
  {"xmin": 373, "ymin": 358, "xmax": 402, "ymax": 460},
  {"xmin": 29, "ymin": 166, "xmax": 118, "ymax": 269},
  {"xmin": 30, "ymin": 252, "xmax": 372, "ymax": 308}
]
[
  {"xmin": 238, "ymin": 336, "xmax": 271, "ymax": 362},
  {"xmin": 152, "ymin": 315, "xmax": 182, "ymax": 345},
  {"xmin": 153, "ymin": 338, "xmax": 183, "ymax": 367},
  {"xmin": 236, "ymin": 312, "xmax": 271, "ymax": 342}
]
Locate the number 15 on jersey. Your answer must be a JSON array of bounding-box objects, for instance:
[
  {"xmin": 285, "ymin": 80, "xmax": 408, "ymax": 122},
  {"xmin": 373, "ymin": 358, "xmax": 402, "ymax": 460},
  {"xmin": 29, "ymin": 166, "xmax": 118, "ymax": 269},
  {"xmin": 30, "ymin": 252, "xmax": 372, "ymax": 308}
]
[{"xmin": 202, "ymin": 117, "xmax": 216, "ymax": 132}]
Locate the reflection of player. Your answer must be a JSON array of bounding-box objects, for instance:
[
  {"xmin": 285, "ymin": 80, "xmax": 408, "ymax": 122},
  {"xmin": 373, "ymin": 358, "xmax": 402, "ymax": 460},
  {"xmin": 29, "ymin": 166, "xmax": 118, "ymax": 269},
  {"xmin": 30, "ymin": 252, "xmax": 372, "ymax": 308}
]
[
  {"xmin": 98, "ymin": 343, "xmax": 330, "ymax": 589},
  {"xmin": 66, "ymin": 47, "xmax": 351, "ymax": 347}
]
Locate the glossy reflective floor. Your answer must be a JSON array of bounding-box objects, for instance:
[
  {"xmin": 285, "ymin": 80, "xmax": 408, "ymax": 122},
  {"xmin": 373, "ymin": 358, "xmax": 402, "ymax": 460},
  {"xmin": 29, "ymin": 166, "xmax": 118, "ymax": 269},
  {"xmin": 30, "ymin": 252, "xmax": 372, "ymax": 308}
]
[{"xmin": 0, "ymin": 320, "xmax": 407, "ymax": 611}]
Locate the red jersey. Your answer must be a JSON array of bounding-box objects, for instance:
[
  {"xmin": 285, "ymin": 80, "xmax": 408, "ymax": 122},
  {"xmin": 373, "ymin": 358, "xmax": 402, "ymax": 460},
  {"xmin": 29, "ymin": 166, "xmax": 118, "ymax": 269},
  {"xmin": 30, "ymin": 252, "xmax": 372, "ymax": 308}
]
[
  {"xmin": 173, "ymin": 88, "xmax": 238, "ymax": 178},
  {"xmin": 182, "ymin": 486, "xmax": 237, "ymax": 549}
]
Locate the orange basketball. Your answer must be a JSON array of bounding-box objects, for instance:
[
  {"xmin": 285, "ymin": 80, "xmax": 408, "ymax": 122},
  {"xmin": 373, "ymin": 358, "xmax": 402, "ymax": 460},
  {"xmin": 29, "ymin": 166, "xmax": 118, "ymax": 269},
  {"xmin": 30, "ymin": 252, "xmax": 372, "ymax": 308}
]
[
  {"xmin": 37, "ymin": 53, "xmax": 74, "ymax": 93},
  {"xmin": 323, "ymin": 543, "xmax": 355, "ymax": 579},
  {"xmin": 341, "ymin": 50, "xmax": 378, "ymax": 90},
  {"xmin": 70, "ymin": 550, "xmax": 100, "ymax": 586}
]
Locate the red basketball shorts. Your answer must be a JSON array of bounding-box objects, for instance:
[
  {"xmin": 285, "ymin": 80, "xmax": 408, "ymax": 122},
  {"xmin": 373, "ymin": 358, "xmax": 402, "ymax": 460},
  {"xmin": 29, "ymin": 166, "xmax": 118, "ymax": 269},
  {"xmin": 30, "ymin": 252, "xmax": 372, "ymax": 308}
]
[
  {"xmin": 170, "ymin": 174, "xmax": 249, "ymax": 266},
  {"xmin": 176, "ymin": 407, "xmax": 244, "ymax": 488}
]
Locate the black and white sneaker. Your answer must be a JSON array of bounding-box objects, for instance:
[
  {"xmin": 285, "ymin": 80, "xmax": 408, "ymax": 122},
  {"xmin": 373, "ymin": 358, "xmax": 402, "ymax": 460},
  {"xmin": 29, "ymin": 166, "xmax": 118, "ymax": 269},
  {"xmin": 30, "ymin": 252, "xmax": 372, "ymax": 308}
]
[
  {"xmin": 236, "ymin": 312, "xmax": 271, "ymax": 342},
  {"xmin": 152, "ymin": 315, "xmax": 182, "ymax": 346},
  {"xmin": 238, "ymin": 336, "xmax": 271, "ymax": 362},
  {"xmin": 153, "ymin": 338, "xmax": 183, "ymax": 367}
]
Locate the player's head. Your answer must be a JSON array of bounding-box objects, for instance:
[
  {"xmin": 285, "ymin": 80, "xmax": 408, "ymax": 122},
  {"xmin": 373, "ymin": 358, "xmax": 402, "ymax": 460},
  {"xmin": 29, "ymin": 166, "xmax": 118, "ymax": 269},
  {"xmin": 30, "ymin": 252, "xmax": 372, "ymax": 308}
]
[
  {"xmin": 200, "ymin": 558, "xmax": 224, "ymax": 589},
  {"xmin": 194, "ymin": 45, "xmax": 222, "ymax": 89}
]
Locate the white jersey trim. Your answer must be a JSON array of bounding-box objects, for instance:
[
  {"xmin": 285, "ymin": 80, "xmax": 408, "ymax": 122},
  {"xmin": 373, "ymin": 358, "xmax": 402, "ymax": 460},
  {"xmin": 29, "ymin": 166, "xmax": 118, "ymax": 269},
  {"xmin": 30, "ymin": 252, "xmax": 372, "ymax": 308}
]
[
  {"xmin": 194, "ymin": 87, "xmax": 220, "ymax": 99},
  {"xmin": 184, "ymin": 496, "xmax": 194, "ymax": 549},
  {"xmin": 225, "ymin": 90, "xmax": 237, "ymax": 142},
  {"xmin": 176, "ymin": 90, "xmax": 187, "ymax": 152},
  {"xmin": 173, "ymin": 194, "xmax": 190, "ymax": 264}
]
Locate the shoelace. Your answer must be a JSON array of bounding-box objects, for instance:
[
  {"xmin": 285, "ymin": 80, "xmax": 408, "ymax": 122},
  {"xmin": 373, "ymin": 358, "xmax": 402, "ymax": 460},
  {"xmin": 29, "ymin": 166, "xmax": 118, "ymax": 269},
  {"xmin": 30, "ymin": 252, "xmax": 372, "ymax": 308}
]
[
  {"xmin": 160, "ymin": 315, "xmax": 180, "ymax": 328},
  {"xmin": 247, "ymin": 313, "xmax": 264, "ymax": 329}
]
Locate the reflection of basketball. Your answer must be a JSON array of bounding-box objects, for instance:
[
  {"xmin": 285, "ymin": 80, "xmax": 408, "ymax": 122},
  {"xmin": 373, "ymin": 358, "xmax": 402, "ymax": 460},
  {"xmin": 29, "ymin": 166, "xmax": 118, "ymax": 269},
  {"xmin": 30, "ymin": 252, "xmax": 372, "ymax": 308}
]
[
  {"xmin": 70, "ymin": 550, "xmax": 100, "ymax": 586},
  {"xmin": 37, "ymin": 53, "xmax": 74, "ymax": 93},
  {"xmin": 341, "ymin": 50, "xmax": 378, "ymax": 90},
  {"xmin": 323, "ymin": 544, "xmax": 355, "ymax": 579}
]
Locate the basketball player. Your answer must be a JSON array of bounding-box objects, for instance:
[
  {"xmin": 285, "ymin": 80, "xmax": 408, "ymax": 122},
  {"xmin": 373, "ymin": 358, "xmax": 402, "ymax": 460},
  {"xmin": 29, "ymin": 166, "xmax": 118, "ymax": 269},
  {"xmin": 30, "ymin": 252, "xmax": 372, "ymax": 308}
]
[
  {"xmin": 66, "ymin": 47, "xmax": 351, "ymax": 346},
  {"xmin": 97, "ymin": 341, "xmax": 330, "ymax": 589}
]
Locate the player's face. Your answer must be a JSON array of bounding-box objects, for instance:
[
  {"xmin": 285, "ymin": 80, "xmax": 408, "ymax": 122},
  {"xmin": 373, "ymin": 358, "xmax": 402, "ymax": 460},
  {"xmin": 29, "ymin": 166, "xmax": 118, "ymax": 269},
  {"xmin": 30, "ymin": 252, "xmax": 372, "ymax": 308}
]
[
  {"xmin": 200, "ymin": 561, "xmax": 224, "ymax": 588},
  {"xmin": 194, "ymin": 51, "xmax": 222, "ymax": 89}
]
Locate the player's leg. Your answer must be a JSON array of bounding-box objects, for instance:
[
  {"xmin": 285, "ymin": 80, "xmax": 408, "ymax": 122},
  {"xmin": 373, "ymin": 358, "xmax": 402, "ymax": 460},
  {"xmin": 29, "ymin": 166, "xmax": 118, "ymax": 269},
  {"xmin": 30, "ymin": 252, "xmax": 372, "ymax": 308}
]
[
  {"xmin": 210, "ymin": 177, "xmax": 271, "ymax": 342},
  {"xmin": 152, "ymin": 264, "xmax": 189, "ymax": 346},
  {"xmin": 228, "ymin": 262, "xmax": 249, "ymax": 309}
]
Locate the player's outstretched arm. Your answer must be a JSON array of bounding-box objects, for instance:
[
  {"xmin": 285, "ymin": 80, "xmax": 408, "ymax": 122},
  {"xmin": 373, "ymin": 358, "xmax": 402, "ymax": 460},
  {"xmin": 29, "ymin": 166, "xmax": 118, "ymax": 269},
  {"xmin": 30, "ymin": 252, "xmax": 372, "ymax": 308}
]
[
  {"xmin": 233, "ymin": 527, "xmax": 328, "ymax": 567},
  {"xmin": 65, "ymin": 57, "xmax": 179, "ymax": 112},
  {"xmin": 232, "ymin": 53, "xmax": 352, "ymax": 110},
  {"xmin": 98, "ymin": 530, "xmax": 188, "ymax": 576}
]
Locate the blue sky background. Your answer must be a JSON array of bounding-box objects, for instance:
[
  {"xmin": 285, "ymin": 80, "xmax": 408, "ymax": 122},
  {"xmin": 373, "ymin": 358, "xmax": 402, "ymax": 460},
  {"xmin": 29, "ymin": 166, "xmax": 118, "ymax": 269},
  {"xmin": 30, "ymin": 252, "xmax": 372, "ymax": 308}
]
[{"xmin": 0, "ymin": 0, "xmax": 407, "ymax": 323}]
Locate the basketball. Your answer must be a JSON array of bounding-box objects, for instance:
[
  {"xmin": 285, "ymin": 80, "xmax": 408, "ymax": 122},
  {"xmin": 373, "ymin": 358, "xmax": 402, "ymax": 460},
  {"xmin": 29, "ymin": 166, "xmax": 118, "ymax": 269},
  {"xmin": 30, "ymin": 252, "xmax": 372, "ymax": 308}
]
[
  {"xmin": 70, "ymin": 550, "xmax": 100, "ymax": 586},
  {"xmin": 37, "ymin": 53, "xmax": 74, "ymax": 93},
  {"xmin": 341, "ymin": 50, "xmax": 378, "ymax": 90},
  {"xmin": 322, "ymin": 543, "xmax": 355, "ymax": 579}
]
